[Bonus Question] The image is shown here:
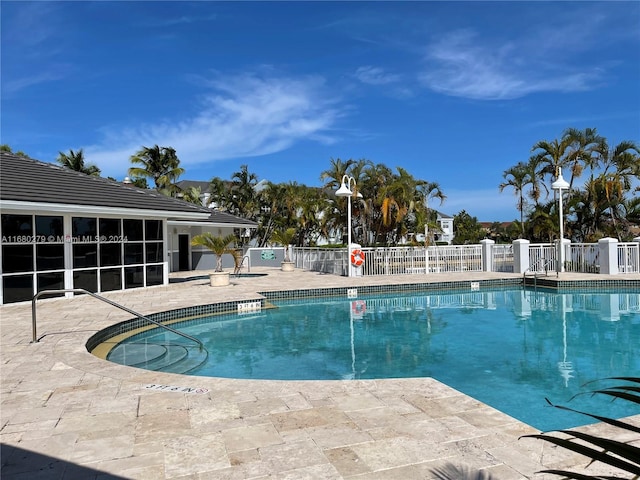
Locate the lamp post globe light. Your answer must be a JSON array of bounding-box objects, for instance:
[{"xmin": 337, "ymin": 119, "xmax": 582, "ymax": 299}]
[
  {"xmin": 335, "ymin": 175, "xmax": 362, "ymax": 277},
  {"xmin": 551, "ymin": 169, "xmax": 570, "ymax": 274}
]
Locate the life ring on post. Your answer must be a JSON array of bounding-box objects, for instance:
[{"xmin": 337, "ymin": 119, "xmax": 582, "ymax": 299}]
[{"xmin": 350, "ymin": 248, "xmax": 365, "ymax": 267}]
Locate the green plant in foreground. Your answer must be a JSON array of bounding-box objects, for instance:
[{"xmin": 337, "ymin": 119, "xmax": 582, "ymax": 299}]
[
  {"xmin": 522, "ymin": 377, "xmax": 640, "ymax": 479},
  {"xmin": 191, "ymin": 233, "xmax": 237, "ymax": 272}
]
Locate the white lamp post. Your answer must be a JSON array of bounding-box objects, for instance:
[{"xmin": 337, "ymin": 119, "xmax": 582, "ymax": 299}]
[
  {"xmin": 335, "ymin": 175, "xmax": 361, "ymax": 277},
  {"xmin": 551, "ymin": 169, "xmax": 570, "ymax": 274}
]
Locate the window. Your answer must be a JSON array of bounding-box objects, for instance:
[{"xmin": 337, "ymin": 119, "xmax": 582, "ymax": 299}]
[
  {"xmin": 2, "ymin": 275, "xmax": 33, "ymax": 303},
  {"xmin": 73, "ymin": 244, "xmax": 98, "ymax": 268},
  {"xmin": 123, "ymin": 219, "xmax": 143, "ymax": 241},
  {"xmin": 145, "ymin": 220, "xmax": 162, "ymax": 240},
  {"xmin": 2, "ymin": 245, "xmax": 33, "ymax": 273},
  {"xmin": 1, "ymin": 214, "xmax": 32, "ymax": 239},
  {"xmin": 72, "ymin": 217, "xmax": 97, "ymax": 238},
  {"xmin": 74, "ymin": 270, "xmax": 98, "ymax": 293}
]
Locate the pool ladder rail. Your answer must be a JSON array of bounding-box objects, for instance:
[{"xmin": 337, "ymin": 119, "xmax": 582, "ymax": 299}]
[
  {"xmin": 31, "ymin": 288, "xmax": 205, "ymax": 350},
  {"xmin": 523, "ymin": 258, "xmax": 556, "ymax": 290}
]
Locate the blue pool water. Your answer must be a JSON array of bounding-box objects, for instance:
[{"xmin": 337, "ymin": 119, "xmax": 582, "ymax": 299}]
[{"xmin": 109, "ymin": 288, "xmax": 640, "ymax": 431}]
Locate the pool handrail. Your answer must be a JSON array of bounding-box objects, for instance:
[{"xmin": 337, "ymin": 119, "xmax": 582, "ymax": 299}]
[{"xmin": 31, "ymin": 288, "xmax": 204, "ymax": 349}]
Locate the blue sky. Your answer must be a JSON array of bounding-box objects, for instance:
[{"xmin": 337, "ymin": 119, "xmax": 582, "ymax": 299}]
[{"xmin": 3, "ymin": 1, "xmax": 639, "ymax": 221}]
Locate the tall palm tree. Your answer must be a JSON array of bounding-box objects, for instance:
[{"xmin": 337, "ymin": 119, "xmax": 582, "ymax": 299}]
[
  {"xmin": 562, "ymin": 127, "xmax": 604, "ymax": 189},
  {"xmin": 57, "ymin": 149, "xmax": 101, "ymax": 176},
  {"xmin": 531, "ymin": 136, "xmax": 572, "ymax": 185},
  {"xmin": 594, "ymin": 139, "xmax": 640, "ymax": 234},
  {"xmin": 415, "ymin": 181, "xmax": 446, "ymax": 244},
  {"xmin": 319, "ymin": 157, "xmax": 355, "ymax": 191},
  {"xmin": 499, "ymin": 162, "xmax": 528, "ymax": 236},
  {"xmin": 524, "ymin": 155, "xmax": 547, "ymax": 207},
  {"xmin": 228, "ymin": 164, "xmax": 260, "ymax": 219},
  {"xmin": 129, "ymin": 145, "xmax": 184, "ymax": 192}
]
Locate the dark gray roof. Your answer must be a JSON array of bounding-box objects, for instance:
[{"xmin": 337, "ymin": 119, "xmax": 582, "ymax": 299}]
[
  {"xmin": 175, "ymin": 180, "xmax": 211, "ymax": 191},
  {"xmin": 0, "ymin": 153, "xmax": 211, "ymax": 216},
  {"xmin": 205, "ymin": 210, "xmax": 258, "ymax": 227}
]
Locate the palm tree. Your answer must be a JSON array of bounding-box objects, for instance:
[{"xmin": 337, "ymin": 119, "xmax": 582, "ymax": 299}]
[
  {"xmin": 129, "ymin": 145, "xmax": 184, "ymax": 193},
  {"xmin": 531, "ymin": 136, "xmax": 572, "ymax": 185},
  {"xmin": 180, "ymin": 186, "xmax": 203, "ymax": 205},
  {"xmin": 524, "ymin": 155, "xmax": 547, "ymax": 207},
  {"xmin": 271, "ymin": 227, "xmax": 297, "ymax": 262},
  {"xmin": 562, "ymin": 127, "xmax": 604, "ymax": 189},
  {"xmin": 416, "ymin": 180, "xmax": 446, "ymax": 245},
  {"xmin": 190, "ymin": 233, "xmax": 237, "ymax": 272},
  {"xmin": 594, "ymin": 139, "xmax": 640, "ymax": 235},
  {"xmin": 229, "ymin": 164, "xmax": 260, "ymax": 219},
  {"xmin": 499, "ymin": 162, "xmax": 529, "ymax": 236},
  {"xmin": 319, "ymin": 157, "xmax": 355, "ymax": 191},
  {"xmin": 57, "ymin": 149, "xmax": 101, "ymax": 176}
]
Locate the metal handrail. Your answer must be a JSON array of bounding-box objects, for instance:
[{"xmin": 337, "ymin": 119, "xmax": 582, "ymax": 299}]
[
  {"xmin": 523, "ymin": 257, "xmax": 557, "ymax": 290},
  {"xmin": 31, "ymin": 288, "xmax": 204, "ymax": 349}
]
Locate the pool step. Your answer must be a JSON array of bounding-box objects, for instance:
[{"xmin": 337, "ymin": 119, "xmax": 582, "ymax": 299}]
[{"xmin": 108, "ymin": 343, "xmax": 208, "ymax": 374}]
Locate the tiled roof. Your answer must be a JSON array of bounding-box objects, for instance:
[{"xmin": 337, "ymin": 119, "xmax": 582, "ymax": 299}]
[
  {"xmin": 205, "ymin": 210, "xmax": 257, "ymax": 226},
  {"xmin": 175, "ymin": 179, "xmax": 211, "ymax": 191},
  {"xmin": 0, "ymin": 153, "xmax": 212, "ymax": 216}
]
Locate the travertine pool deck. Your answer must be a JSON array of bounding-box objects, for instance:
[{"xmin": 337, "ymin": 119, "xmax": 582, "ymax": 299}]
[{"xmin": 1, "ymin": 268, "xmax": 639, "ymax": 479}]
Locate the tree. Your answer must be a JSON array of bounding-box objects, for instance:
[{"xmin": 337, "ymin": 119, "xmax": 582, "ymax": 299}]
[
  {"xmin": 228, "ymin": 164, "xmax": 260, "ymax": 219},
  {"xmin": 562, "ymin": 127, "xmax": 604, "ymax": 189},
  {"xmin": 452, "ymin": 211, "xmax": 485, "ymax": 244},
  {"xmin": 499, "ymin": 162, "xmax": 529, "ymax": 237},
  {"xmin": 270, "ymin": 227, "xmax": 297, "ymax": 262},
  {"xmin": 190, "ymin": 233, "xmax": 237, "ymax": 272},
  {"xmin": 57, "ymin": 149, "xmax": 101, "ymax": 176},
  {"xmin": 1, "ymin": 145, "xmax": 28, "ymax": 157},
  {"xmin": 180, "ymin": 186, "xmax": 203, "ymax": 205},
  {"xmin": 531, "ymin": 136, "xmax": 572, "ymax": 185},
  {"xmin": 595, "ymin": 139, "xmax": 640, "ymax": 237},
  {"xmin": 129, "ymin": 145, "xmax": 184, "ymax": 193}
]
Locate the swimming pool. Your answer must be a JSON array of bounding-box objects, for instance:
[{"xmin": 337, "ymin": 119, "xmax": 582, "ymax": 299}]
[{"xmin": 105, "ymin": 287, "xmax": 640, "ymax": 431}]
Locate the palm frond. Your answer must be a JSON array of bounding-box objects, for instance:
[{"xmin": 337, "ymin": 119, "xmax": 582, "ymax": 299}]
[{"xmin": 522, "ymin": 377, "xmax": 640, "ymax": 479}]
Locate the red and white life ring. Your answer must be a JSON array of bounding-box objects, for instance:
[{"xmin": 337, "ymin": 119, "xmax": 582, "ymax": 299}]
[{"xmin": 350, "ymin": 248, "xmax": 365, "ymax": 267}]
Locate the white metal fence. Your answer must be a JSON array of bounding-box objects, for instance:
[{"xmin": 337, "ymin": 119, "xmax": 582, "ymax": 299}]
[
  {"xmin": 618, "ymin": 242, "xmax": 640, "ymax": 274},
  {"xmin": 294, "ymin": 245, "xmax": 483, "ymax": 276},
  {"xmin": 492, "ymin": 244, "xmax": 513, "ymax": 272},
  {"xmin": 293, "ymin": 240, "xmax": 640, "ymax": 277},
  {"xmin": 566, "ymin": 243, "xmax": 599, "ymax": 273},
  {"xmin": 528, "ymin": 244, "xmax": 556, "ymax": 273}
]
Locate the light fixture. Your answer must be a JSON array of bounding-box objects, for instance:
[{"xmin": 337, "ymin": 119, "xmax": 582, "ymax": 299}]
[
  {"xmin": 335, "ymin": 175, "xmax": 360, "ymax": 277},
  {"xmin": 551, "ymin": 169, "xmax": 570, "ymax": 274}
]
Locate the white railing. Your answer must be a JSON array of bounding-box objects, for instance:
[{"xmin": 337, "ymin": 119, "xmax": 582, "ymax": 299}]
[
  {"xmin": 293, "ymin": 247, "xmax": 344, "ymax": 275},
  {"xmin": 618, "ymin": 242, "xmax": 640, "ymax": 274},
  {"xmin": 293, "ymin": 240, "xmax": 640, "ymax": 277},
  {"xmin": 528, "ymin": 244, "xmax": 556, "ymax": 273},
  {"xmin": 294, "ymin": 245, "xmax": 482, "ymax": 277},
  {"xmin": 566, "ymin": 243, "xmax": 599, "ymax": 273},
  {"xmin": 492, "ymin": 244, "xmax": 513, "ymax": 272}
]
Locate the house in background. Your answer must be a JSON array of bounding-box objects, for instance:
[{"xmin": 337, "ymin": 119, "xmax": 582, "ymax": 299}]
[
  {"xmin": 414, "ymin": 211, "xmax": 455, "ymax": 245},
  {"xmin": 0, "ymin": 153, "xmax": 257, "ymax": 305}
]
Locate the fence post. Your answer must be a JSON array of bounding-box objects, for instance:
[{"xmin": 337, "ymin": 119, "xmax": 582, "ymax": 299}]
[
  {"xmin": 480, "ymin": 239, "xmax": 494, "ymax": 272},
  {"xmin": 513, "ymin": 239, "xmax": 530, "ymax": 274},
  {"xmin": 598, "ymin": 237, "xmax": 618, "ymax": 275}
]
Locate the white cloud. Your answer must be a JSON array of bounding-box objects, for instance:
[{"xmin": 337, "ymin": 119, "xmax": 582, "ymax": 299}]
[
  {"xmin": 420, "ymin": 29, "xmax": 601, "ymax": 100},
  {"xmin": 354, "ymin": 66, "xmax": 401, "ymax": 85},
  {"xmin": 85, "ymin": 73, "xmax": 344, "ymax": 178}
]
